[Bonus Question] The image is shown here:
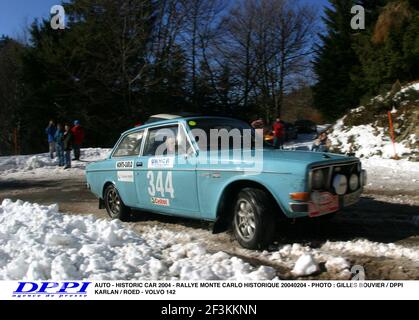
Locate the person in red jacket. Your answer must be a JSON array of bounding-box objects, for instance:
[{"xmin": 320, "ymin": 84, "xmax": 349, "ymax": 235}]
[
  {"xmin": 71, "ymin": 120, "xmax": 85, "ymax": 161},
  {"xmin": 272, "ymin": 117, "xmax": 285, "ymax": 149}
]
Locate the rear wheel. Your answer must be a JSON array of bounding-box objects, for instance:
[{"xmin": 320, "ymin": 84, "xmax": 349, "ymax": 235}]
[
  {"xmin": 233, "ymin": 188, "xmax": 276, "ymax": 250},
  {"xmin": 104, "ymin": 185, "xmax": 131, "ymax": 221}
]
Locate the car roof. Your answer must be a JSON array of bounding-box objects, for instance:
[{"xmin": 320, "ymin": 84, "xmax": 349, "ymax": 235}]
[
  {"xmin": 122, "ymin": 116, "xmax": 245, "ymax": 135},
  {"xmin": 149, "ymin": 114, "xmax": 183, "ymax": 120}
]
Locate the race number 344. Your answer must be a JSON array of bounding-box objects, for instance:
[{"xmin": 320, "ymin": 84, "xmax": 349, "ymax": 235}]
[{"xmin": 147, "ymin": 171, "xmax": 175, "ymax": 199}]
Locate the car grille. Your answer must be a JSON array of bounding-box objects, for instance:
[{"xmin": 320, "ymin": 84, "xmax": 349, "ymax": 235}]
[{"xmin": 310, "ymin": 161, "xmax": 361, "ymax": 193}]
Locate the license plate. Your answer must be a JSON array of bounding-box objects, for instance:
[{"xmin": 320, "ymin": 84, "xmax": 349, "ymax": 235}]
[
  {"xmin": 309, "ymin": 192, "xmax": 339, "ymax": 217},
  {"xmin": 344, "ymin": 190, "xmax": 362, "ymax": 207}
]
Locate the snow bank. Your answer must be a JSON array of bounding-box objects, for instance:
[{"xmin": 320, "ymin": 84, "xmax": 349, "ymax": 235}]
[
  {"xmin": 321, "ymin": 240, "xmax": 419, "ymax": 262},
  {"xmin": 329, "ymin": 119, "xmax": 413, "ymax": 159},
  {"xmin": 329, "ymin": 82, "xmax": 419, "ymax": 159},
  {"xmin": 0, "ymin": 148, "xmax": 111, "ymax": 179},
  {"xmin": 399, "ymin": 82, "xmax": 419, "ymax": 94},
  {"xmin": 0, "ymin": 199, "xmax": 277, "ymax": 280}
]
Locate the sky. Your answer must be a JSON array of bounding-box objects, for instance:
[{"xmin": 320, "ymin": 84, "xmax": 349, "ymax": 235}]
[
  {"xmin": 0, "ymin": 0, "xmax": 61, "ymax": 37},
  {"xmin": 0, "ymin": 0, "xmax": 330, "ymax": 38}
]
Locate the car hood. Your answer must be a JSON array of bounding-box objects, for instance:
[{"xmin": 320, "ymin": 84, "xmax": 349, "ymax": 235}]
[
  {"xmin": 261, "ymin": 149, "xmax": 350, "ymax": 164},
  {"xmin": 197, "ymin": 149, "xmax": 358, "ymax": 174}
]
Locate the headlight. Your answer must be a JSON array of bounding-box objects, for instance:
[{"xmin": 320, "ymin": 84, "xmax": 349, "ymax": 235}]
[
  {"xmin": 333, "ymin": 174, "xmax": 347, "ymax": 195},
  {"xmin": 312, "ymin": 170, "xmax": 325, "ymax": 190},
  {"xmin": 349, "ymin": 174, "xmax": 359, "ymax": 191},
  {"xmin": 360, "ymin": 170, "xmax": 367, "ymax": 186}
]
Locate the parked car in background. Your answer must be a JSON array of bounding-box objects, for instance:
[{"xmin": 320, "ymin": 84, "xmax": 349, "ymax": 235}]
[
  {"xmin": 86, "ymin": 115, "xmax": 366, "ymax": 249},
  {"xmin": 295, "ymin": 120, "xmax": 317, "ymax": 134},
  {"xmin": 284, "ymin": 122, "xmax": 298, "ymax": 141}
]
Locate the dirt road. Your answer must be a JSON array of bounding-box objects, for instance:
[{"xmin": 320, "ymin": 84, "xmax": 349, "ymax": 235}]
[{"xmin": 1, "ymin": 175, "xmax": 418, "ymax": 280}]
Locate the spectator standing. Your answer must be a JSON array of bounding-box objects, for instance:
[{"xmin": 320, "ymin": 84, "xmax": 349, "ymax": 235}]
[
  {"xmin": 273, "ymin": 117, "xmax": 285, "ymax": 149},
  {"xmin": 71, "ymin": 120, "xmax": 85, "ymax": 161},
  {"xmin": 312, "ymin": 132, "xmax": 332, "ymax": 152},
  {"xmin": 54, "ymin": 124, "xmax": 64, "ymax": 167},
  {"xmin": 45, "ymin": 120, "xmax": 57, "ymax": 159},
  {"xmin": 63, "ymin": 124, "xmax": 74, "ymax": 169}
]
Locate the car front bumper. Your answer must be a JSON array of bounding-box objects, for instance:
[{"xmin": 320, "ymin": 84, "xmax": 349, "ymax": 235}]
[{"xmin": 289, "ymin": 188, "xmax": 363, "ymax": 218}]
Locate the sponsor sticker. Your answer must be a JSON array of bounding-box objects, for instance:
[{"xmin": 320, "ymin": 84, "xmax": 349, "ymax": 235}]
[
  {"xmin": 116, "ymin": 161, "xmax": 134, "ymax": 169},
  {"xmin": 309, "ymin": 192, "xmax": 339, "ymax": 217},
  {"xmin": 151, "ymin": 197, "xmax": 170, "ymax": 207},
  {"xmin": 117, "ymin": 171, "xmax": 134, "ymax": 183},
  {"xmin": 148, "ymin": 157, "xmax": 174, "ymax": 169}
]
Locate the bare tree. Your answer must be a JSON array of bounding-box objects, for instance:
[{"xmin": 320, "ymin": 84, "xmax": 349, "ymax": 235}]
[
  {"xmin": 217, "ymin": 0, "xmax": 318, "ymax": 119},
  {"xmin": 179, "ymin": 0, "xmax": 225, "ymax": 109}
]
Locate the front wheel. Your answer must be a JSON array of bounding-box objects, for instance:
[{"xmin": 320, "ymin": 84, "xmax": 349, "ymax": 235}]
[
  {"xmin": 104, "ymin": 185, "xmax": 131, "ymax": 221},
  {"xmin": 233, "ymin": 188, "xmax": 276, "ymax": 250}
]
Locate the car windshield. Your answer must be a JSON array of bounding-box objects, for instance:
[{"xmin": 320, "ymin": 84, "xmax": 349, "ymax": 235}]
[{"xmin": 186, "ymin": 118, "xmax": 273, "ymax": 151}]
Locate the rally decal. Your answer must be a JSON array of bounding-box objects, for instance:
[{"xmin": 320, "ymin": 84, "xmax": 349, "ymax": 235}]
[
  {"xmin": 148, "ymin": 157, "xmax": 174, "ymax": 169},
  {"xmin": 309, "ymin": 192, "xmax": 339, "ymax": 217},
  {"xmin": 117, "ymin": 171, "xmax": 134, "ymax": 183},
  {"xmin": 147, "ymin": 171, "xmax": 175, "ymax": 199},
  {"xmin": 116, "ymin": 160, "xmax": 134, "ymax": 170},
  {"xmin": 151, "ymin": 197, "xmax": 170, "ymax": 207}
]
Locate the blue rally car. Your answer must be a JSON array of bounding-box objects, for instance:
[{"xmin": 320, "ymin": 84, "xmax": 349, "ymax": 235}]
[{"xmin": 86, "ymin": 115, "xmax": 366, "ymax": 249}]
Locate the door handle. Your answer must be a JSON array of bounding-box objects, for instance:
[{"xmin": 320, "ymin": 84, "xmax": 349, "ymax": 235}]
[{"xmin": 136, "ymin": 161, "xmax": 143, "ymax": 167}]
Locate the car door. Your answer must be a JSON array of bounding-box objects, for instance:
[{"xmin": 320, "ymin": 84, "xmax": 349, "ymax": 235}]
[
  {"xmin": 110, "ymin": 130, "xmax": 144, "ymax": 208},
  {"xmin": 135, "ymin": 123, "xmax": 200, "ymax": 216}
]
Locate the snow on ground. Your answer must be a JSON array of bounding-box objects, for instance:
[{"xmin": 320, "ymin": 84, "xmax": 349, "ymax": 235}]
[
  {"xmin": 291, "ymin": 254, "xmax": 319, "ymax": 276},
  {"xmin": 321, "ymin": 240, "xmax": 419, "ymax": 262},
  {"xmin": 361, "ymin": 157, "xmax": 419, "ymax": 193},
  {"xmin": 0, "ymin": 199, "xmax": 277, "ymax": 280},
  {"xmin": 5, "ymin": 199, "xmax": 417, "ymax": 281},
  {"xmin": 0, "ymin": 148, "xmax": 110, "ymax": 180}
]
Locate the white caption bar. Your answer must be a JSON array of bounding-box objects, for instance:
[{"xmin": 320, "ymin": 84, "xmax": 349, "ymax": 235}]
[{"xmin": 0, "ymin": 281, "xmax": 417, "ymax": 300}]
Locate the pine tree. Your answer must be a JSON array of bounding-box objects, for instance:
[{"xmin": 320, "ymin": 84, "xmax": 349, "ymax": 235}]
[
  {"xmin": 313, "ymin": 0, "xmax": 362, "ymax": 120},
  {"xmin": 353, "ymin": 0, "xmax": 419, "ymax": 94}
]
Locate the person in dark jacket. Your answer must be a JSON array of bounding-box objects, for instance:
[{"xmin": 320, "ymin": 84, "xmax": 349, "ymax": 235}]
[
  {"xmin": 62, "ymin": 124, "xmax": 74, "ymax": 169},
  {"xmin": 45, "ymin": 120, "xmax": 57, "ymax": 159},
  {"xmin": 71, "ymin": 120, "xmax": 85, "ymax": 161},
  {"xmin": 54, "ymin": 123, "xmax": 64, "ymax": 167}
]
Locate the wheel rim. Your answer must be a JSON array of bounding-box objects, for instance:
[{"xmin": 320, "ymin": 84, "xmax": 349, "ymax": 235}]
[
  {"xmin": 235, "ymin": 199, "xmax": 256, "ymax": 241},
  {"xmin": 107, "ymin": 188, "xmax": 121, "ymax": 217}
]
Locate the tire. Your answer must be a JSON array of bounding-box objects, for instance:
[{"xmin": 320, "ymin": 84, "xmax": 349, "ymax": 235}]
[
  {"xmin": 104, "ymin": 185, "xmax": 131, "ymax": 221},
  {"xmin": 233, "ymin": 188, "xmax": 276, "ymax": 250}
]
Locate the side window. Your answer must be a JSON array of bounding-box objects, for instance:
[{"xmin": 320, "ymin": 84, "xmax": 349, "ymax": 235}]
[
  {"xmin": 178, "ymin": 125, "xmax": 193, "ymax": 155},
  {"xmin": 143, "ymin": 125, "xmax": 192, "ymax": 157},
  {"xmin": 143, "ymin": 126, "xmax": 178, "ymax": 157},
  {"xmin": 113, "ymin": 131, "xmax": 144, "ymax": 158}
]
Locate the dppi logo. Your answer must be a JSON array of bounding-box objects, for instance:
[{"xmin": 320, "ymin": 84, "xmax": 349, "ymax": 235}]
[{"xmin": 13, "ymin": 282, "xmax": 91, "ymax": 298}]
